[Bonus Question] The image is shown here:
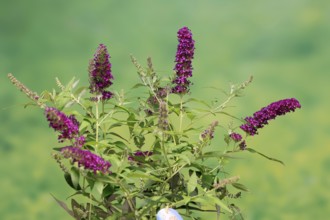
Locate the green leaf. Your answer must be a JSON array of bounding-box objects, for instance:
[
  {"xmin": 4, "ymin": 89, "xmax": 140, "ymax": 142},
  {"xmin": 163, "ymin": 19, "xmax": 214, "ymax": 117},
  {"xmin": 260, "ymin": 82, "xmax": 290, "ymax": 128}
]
[
  {"xmin": 187, "ymin": 171, "xmax": 198, "ymax": 194},
  {"xmin": 172, "ymin": 196, "xmax": 191, "ymax": 207},
  {"xmin": 50, "ymin": 194, "xmax": 74, "ymax": 217},
  {"xmin": 232, "ymin": 183, "xmax": 249, "ymax": 192},
  {"xmin": 110, "ymin": 141, "xmax": 128, "ymax": 150},
  {"xmin": 94, "ymin": 181, "xmax": 104, "ymax": 197},
  {"xmin": 246, "ymin": 148, "xmax": 285, "ymax": 165},
  {"xmin": 205, "ymin": 194, "xmax": 232, "ymax": 213},
  {"xmin": 131, "ymin": 83, "xmax": 146, "ymax": 89},
  {"xmin": 229, "ymin": 204, "xmax": 244, "ymax": 220},
  {"xmin": 128, "ymin": 172, "xmax": 163, "ymax": 182},
  {"xmin": 108, "ymin": 132, "xmax": 129, "ymax": 142},
  {"xmin": 70, "ymin": 167, "xmax": 80, "ymax": 189},
  {"xmin": 185, "ymin": 98, "xmax": 211, "ymax": 108},
  {"xmin": 64, "ymin": 172, "xmax": 81, "ymax": 190}
]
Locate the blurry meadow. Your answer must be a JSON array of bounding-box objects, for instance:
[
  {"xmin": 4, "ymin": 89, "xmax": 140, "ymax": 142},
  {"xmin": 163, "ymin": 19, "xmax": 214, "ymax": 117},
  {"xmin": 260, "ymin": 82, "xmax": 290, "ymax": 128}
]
[{"xmin": 1, "ymin": 0, "xmax": 330, "ymax": 219}]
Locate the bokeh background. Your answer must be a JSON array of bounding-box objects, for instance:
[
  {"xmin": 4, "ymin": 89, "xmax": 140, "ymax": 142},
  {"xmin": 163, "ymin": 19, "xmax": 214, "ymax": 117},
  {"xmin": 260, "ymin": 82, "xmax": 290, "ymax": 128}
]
[{"xmin": 1, "ymin": 0, "xmax": 329, "ymax": 219}]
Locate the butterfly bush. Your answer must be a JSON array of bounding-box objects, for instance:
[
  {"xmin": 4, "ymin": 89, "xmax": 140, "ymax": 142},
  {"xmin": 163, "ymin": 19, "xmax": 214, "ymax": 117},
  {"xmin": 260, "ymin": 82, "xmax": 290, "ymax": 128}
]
[{"xmin": 8, "ymin": 27, "xmax": 301, "ymax": 220}]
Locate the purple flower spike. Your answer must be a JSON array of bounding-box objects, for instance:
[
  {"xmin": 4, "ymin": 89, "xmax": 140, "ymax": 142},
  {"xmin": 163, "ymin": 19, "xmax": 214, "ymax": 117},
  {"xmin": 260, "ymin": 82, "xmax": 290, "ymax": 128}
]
[
  {"xmin": 240, "ymin": 98, "xmax": 301, "ymax": 136},
  {"xmin": 172, "ymin": 26, "xmax": 195, "ymax": 94},
  {"xmin": 89, "ymin": 44, "xmax": 114, "ymax": 100},
  {"xmin": 201, "ymin": 121, "xmax": 218, "ymax": 141},
  {"xmin": 61, "ymin": 146, "xmax": 111, "ymax": 174},
  {"xmin": 230, "ymin": 132, "xmax": 242, "ymax": 142},
  {"xmin": 45, "ymin": 107, "xmax": 79, "ymax": 142}
]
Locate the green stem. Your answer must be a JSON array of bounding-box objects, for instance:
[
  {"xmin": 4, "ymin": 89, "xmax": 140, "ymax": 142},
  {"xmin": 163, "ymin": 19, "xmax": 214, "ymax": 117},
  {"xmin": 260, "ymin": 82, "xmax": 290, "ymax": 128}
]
[
  {"xmin": 95, "ymin": 101, "xmax": 99, "ymax": 151},
  {"xmin": 71, "ymin": 94, "xmax": 94, "ymax": 117},
  {"xmin": 179, "ymin": 96, "xmax": 184, "ymax": 134},
  {"xmin": 161, "ymin": 136, "xmax": 171, "ymax": 168},
  {"xmin": 117, "ymin": 180, "xmax": 135, "ymax": 217},
  {"xmin": 102, "ymin": 102, "xmax": 106, "ymax": 139},
  {"xmin": 89, "ymin": 192, "xmax": 92, "ymax": 220}
]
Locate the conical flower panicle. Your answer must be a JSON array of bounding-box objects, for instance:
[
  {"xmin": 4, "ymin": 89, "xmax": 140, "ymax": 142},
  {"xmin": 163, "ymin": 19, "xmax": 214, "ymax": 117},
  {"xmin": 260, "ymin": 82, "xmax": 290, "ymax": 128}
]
[
  {"xmin": 240, "ymin": 98, "xmax": 301, "ymax": 136},
  {"xmin": 45, "ymin": 107, "xmax": 79, "ymax": 142},
  {"xmin": 89, "ymin": 44, "xmax": 114, "ymax": 100},
  {"xmin": 172, "ymin": 27, "xmax": 195, "ymax": 94},
  {"xmin": 61, "ymin": 146, "xmax": 111, "ymax": 174}
]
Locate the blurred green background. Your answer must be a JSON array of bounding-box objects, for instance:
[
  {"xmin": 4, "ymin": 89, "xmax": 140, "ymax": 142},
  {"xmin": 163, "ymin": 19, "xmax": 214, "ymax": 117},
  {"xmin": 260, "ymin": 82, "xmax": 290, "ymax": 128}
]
[{"xmin": 1, "ymin": 0, "xmax": 329, "ymax": 219}]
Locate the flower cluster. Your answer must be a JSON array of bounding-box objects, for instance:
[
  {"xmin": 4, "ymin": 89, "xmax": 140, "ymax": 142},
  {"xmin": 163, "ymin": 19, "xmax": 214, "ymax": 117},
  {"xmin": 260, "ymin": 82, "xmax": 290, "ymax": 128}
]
[
  {"xmin": 201, "ymin": 121, "xmax": 218, "ymax": 141},
  {"xmin": 230, "ymin": 132, "xmax": 242, "ymax": 142},
  {"xmin": 88, "ymin": 44, "xmax": 114, "ymax": 100},
  {"xmin": 240, "ymin": 98, "xmax": 301, "ymax": 136},
  {"xmin": 61, "ymin": 146, "xmax": 111, "ymax": 174},
  {"xmin": 172, "ymin": 26, "xmax": 195, "ymax": 94},
  {"xmin": 45, "ymin": 107, "xmax": 79, "ymax": 142}
]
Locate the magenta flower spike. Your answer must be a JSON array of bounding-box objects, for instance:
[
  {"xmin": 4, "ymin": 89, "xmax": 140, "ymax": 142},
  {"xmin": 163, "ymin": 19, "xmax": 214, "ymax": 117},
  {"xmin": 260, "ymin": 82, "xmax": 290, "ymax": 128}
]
[
  {"xmin": 88, "ymin": 44, "xmax": 114, "ymax": 100},
  {"xmin": 172, "ymin": 26, "xmax": 195, "ymax": 94},
  {"xmin": 45, "ymin": 107, "xmax": 79, "ymax": 142},
  {"xmin": 61, "ymin": 146, "xmax": 111, "ymax": 174},
  {"xmin": 230, "ymin": 132, "xmax": 242, "ymax": 142},
  {"xmin": 240, "ymin": 98, "xmax": 301, "ymax": 136}
]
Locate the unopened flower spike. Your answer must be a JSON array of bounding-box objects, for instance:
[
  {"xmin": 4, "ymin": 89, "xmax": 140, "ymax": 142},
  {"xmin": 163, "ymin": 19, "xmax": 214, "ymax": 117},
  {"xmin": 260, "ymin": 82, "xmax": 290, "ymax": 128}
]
[
  {"xmin": 240, "ymin": 98, "xmax": 301, "ymax": 136},
  {"xmin": 158, "ymin": 101, "xmax": 169, "ymax": 131},
  {"xmin": 88, "ymin": 44, "xmax": 114, "ymax": 101},
  {"xmin": 172, "ymin": 26, "xmax": 195, "ymax": 94},
  {"xmin": 201, "ymin": 120, "xmax": 218, "ymax": 141}
]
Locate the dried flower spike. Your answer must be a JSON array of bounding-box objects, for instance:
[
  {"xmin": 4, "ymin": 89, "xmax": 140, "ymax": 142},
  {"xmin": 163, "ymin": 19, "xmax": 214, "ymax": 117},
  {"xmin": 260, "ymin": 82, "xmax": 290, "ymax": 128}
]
[
  {"xmin": 240, "ymin": 98, "xmax": 301, "ymax": 136},
  {"xmin": 172, "ymin": 26, "xmax": 195, "ymax": 94},
  {"xmin": 7, "ymin": 73, "xmax": 44, "ymax": 107},
  {"xmin": 88, "ymin": 44, "xmax": 114, "ymax": 100},
  {"xmin": 61, "ymin": 146, "xmax": 111, "ymax": 174}
]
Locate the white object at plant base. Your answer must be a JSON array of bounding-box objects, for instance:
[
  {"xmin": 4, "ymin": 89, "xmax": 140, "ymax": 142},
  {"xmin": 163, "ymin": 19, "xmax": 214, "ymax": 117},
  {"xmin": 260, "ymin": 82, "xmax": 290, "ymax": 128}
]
[{"xmin": 156, "ymin": 207, "xmax": 183, "ymax": 220}]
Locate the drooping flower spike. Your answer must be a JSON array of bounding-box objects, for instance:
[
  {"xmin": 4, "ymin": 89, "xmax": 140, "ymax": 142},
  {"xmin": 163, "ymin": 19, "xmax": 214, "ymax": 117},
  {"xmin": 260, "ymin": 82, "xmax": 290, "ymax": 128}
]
[
  {"xmin": 61, "ymin": 146, "xmax": 111, "ymax": 174},
  {"xmin": 45, "ymin": 107, "xmax": 80, "ymax": 142},
  {"xmin": 240, "ymin": 98, "xmax": 301, "ymax": 136},
  {"xmin": 88, "ymin": 44, "xmax": 114, "ymax": 100},
  {"xmin": 172, "ymin": 26, "xmax": 195, "ymax": 94}
]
